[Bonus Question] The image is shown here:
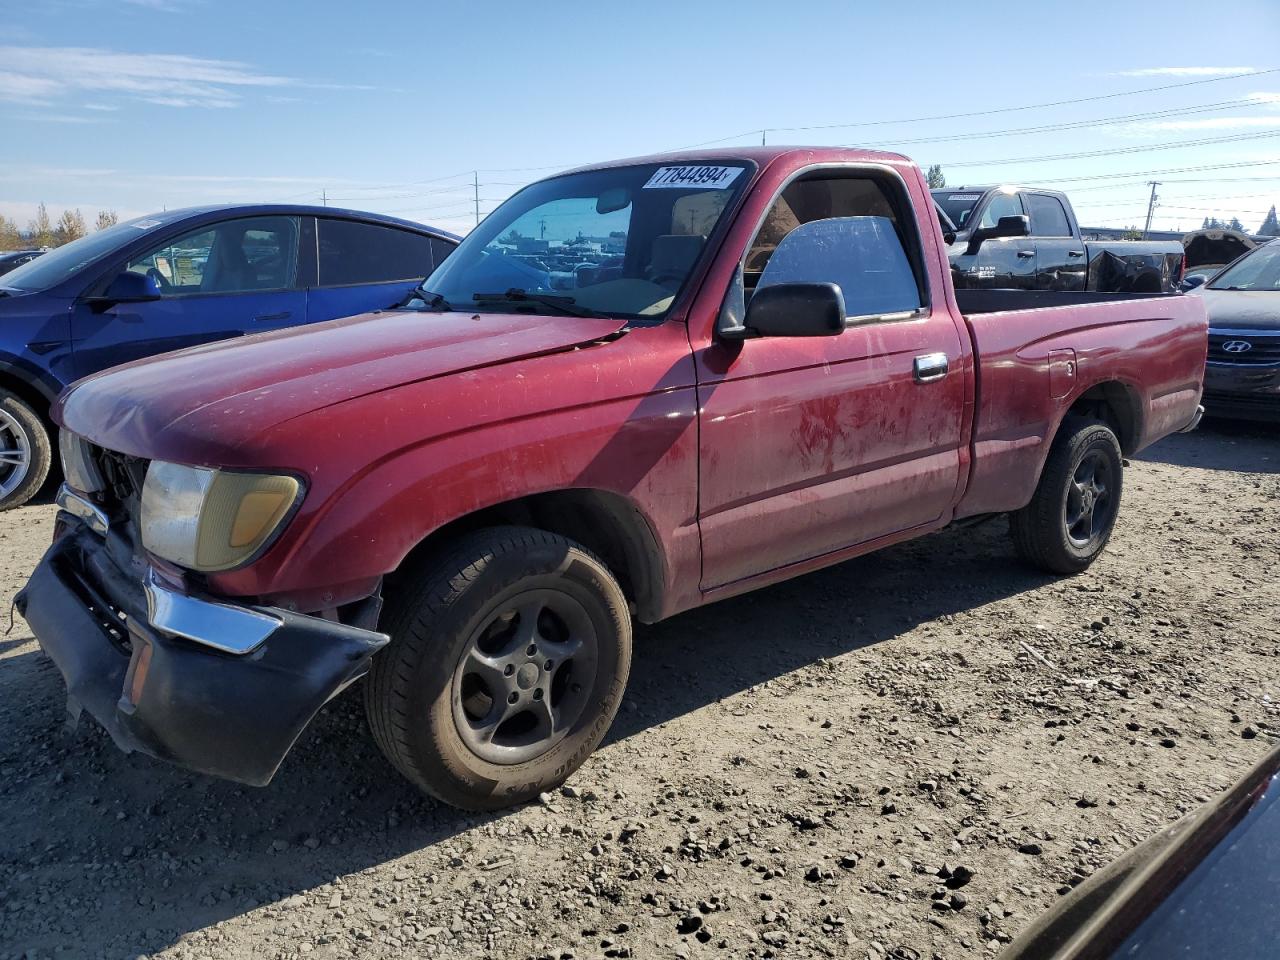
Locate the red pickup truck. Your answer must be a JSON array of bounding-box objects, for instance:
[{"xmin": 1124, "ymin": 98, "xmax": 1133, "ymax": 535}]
[{"xmin": 17, "ymin": 147, "xmax": 1207, "ymax": 810}]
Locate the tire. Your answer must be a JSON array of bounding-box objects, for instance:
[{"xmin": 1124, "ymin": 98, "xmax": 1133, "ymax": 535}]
[
  {"xmin": 1010, "ymin": 416, "xmax": 1123, "ymax": 575},
  {"xmin": 364, "ymin": 527, "xmax": 631, "ymax": 810},
  {"xmin": 0, "ymin": 389, "xmax": 52, "ymax": 511}
]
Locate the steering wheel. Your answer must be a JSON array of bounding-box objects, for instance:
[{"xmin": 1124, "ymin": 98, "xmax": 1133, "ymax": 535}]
[
  {"xmin": 146, "ymin": 267, "xmax": 172, "ymax": 292},
  {"xmin": 645, "ymin": 267, "xmax": 684, "ymax": 289}
]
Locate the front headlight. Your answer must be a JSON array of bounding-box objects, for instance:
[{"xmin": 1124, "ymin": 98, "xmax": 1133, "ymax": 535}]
[
  {"xmin": 58, "ymin": 430, "xmax": 104, "ymax": 494},
  {"xmin": 140, "ymin": 461, "xmax": 302, "ymax": 572}
]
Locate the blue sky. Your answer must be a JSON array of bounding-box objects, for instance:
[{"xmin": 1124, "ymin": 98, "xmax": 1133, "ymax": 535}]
[{"xmin": 2, "ymin": 0, "xmax": 1279, "ymax": 236}]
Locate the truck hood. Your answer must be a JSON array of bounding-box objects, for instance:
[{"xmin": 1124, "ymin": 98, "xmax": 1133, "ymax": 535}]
[
  {"xmin": 57, "ymin": 308, "xmax": 627, "ymax": 461},
  {"xmin": 1199, "ymin": 289, "xmax": 1280, "ymax": 332}
]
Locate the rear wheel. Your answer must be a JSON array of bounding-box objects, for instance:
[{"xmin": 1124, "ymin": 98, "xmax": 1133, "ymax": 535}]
[
  {"xmin": 1010, "ymin": 416, "xmax": 1123, "ymax": 574},
  {"xmin": 364, "ymin": 527, "xmax": 631, "ymax": 810},
  {"xmin": 0, "ymin": 390, "xmax": 51, "ymax": 511}
]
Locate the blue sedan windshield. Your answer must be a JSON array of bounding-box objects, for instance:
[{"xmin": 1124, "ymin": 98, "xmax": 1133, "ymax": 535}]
[{"xmin": 0, "ymin": 214, "xmax": 177, "ymax": 292}]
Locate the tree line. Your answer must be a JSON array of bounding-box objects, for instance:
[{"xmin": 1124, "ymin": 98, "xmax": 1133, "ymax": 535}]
[{"xmin": 0, "ymin": 203, "xmax": 120, "ymax": 251}]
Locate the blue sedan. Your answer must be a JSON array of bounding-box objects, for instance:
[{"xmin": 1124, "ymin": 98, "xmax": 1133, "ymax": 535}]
[{"xmin": 0, "ymin": 204, "xmax": 457, "ymax": 509}]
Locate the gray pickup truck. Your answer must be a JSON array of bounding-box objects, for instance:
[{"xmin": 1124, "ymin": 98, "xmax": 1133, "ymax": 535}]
[{"xmin": 933, "ymin": 186, "xmax": 1185, "ymax": 294}]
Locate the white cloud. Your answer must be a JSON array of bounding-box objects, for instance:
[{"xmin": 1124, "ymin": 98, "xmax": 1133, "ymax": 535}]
[
  {"xmin": 20, "ymin": 112, "xmax": 115, "ymax": 124},
  {"xmin": 1114, "ymin": 66, "xmax": 1256, "ymax": 77},
  {"xmin": 0, "ymin": 45, "xmax": 370, "ymax": 110}
]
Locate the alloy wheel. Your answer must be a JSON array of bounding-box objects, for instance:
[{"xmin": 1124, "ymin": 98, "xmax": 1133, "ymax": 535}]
[
  {"xmin": 1064, "ymin": 449, "xmax": 1115, "ymax": 547},
  {"xmin": 0, "ymin": 407, "xmax": 31, "ymax": 500},
  {"xmin": 451, "ymin": 588, "xmax": 599, "ymax": 765}
]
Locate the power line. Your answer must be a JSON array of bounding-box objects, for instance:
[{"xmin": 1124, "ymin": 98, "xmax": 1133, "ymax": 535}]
[
  {"xmin": 1021, "ymin": 160, "xmax": 1280, "ymax": 184},
  {"xmin": 941, "ymin": 129, "xmax": 1280, "ymax": 168},
  {"xmin": 757, "ymin": 68, "xmax": 1280, "ymax": 135},
  {"xmin": 667, "ymin": 68, "xmax": 1280, "ymax": 151},
  {"xmin": 848, "ymin": 97, "xmax": 1274, "ymax": 149}
]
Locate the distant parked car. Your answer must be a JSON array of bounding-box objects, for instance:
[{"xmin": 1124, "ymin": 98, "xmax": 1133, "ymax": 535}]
[
  {"xmin": 1192, "ymin": 238, "xmax": 1280, "ymax": 422},
  {"xmin": 1181, "ymin": 227, "xmax": 1258, "ymax": 290},
  {"xmin": 0, "ymin": 205, "xmax": 458, "ymax": 509},
  {"xmin": 0, "ymin": 250, "xmax": 42, "ymax": 276}
]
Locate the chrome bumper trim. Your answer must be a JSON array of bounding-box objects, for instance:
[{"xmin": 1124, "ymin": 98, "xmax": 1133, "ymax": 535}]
[
  {"xmin": 55, "ymin": 484, "xmax": 109, "ymax": 537},
  {"xmin": 1180, "ymin": 404, "xmax": 1205, "ymax": 433},
  {"xmin": 144, "ymin": 570, "xmax": 282, "ymax": 655}
]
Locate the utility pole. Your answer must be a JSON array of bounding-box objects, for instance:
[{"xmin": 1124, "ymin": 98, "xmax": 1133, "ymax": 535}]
[
  {"xmin": 761, "ymin": 129, "xmax": 767, "ymax": 146},
  {"xmin": 1142, "ymin": 181, "xmax": 1160, "ymax": 239},
  {"xmin": 321, "ymin": 188, "xmax": 327, "ymax": 207},
  {"xmin": 473, "ymin": 171, "xmax": 480, "ymax": 227}
]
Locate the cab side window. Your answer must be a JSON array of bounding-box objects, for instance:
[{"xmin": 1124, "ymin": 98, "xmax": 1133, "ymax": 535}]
[
  {"xmin": 317, "ymin": 219, "xmax": 437, "ymax": 287},
  {"xmin": 126, "ymin": 216, "xmax": 300, "ymax": 295},
  {"xmin": 978, "ymin": 192, "xmax": 1023, "ymax": 229},
  {"xmin": 1026, "ymin": 194, "xmax": 1072, "ymax": 237},
  {"xmin": 744, "ymin": 174, "xmax": 925, "ymax": 317}
]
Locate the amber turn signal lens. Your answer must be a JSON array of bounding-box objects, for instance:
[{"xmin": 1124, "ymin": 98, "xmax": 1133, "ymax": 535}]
[{"xmin": 231, "ymin": 490, "xmax": 293, "ymax": 548}]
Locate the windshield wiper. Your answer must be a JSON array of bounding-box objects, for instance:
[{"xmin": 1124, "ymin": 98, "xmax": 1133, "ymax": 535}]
[
  {"xmin": 472, "ymin": 289, "xmax": 599, "ymax": 318},
  {"xmin": 401, "ymin": 284, "xmax": 452, "ymax": 311}
]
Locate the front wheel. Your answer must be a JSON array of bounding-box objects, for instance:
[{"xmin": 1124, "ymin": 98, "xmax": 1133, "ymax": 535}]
[
  {"xmin": 1010, "ymin": 416, "xmax": 1123, "ymax": 574},
  {"xmin": 364, "ymin": 527, "xmax": 631, "ymax": 810},
  {"xmin": 0, "ymin": 390, "xmax": 52, "ymax": 511}
]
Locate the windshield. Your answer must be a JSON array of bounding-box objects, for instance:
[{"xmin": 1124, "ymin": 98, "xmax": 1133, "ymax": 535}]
[
  {"xmin": 0, "ymin": 213, "xmax": 177, "ymax": 292},
  {"xmin": 418, "ymin": 162, "xmax": 752, "ymax": 319},
  {"xmin": 931, "ymin": 190, "xmax": 986, "ymax": 230},
  {"xmin": 1207, "ymin": 242, "xmax": 1280, "ymax": 291}
]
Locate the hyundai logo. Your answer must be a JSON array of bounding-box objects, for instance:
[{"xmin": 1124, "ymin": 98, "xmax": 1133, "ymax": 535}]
[{"xmin": 1222, "ymin": 340, "xmax": 1253, "ymax": 354}]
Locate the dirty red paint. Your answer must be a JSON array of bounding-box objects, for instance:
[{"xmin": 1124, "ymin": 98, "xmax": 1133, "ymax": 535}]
[{"xmin": 55, "ymin": 147, "xmax": 1207, "ymax": 618}]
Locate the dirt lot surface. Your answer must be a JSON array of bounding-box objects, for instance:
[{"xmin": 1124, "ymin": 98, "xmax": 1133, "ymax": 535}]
[{"xmin": 2, "ymin": 420, "xmax": 1278, "ymax": 960}]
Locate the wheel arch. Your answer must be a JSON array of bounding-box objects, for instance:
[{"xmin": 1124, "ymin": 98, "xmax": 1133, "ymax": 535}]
[
  {"xmin": 0, "ymin": 360, "xmax": 58, "ymax": 417},
  {"xmin": 1062, "ymin": 379, "xmax": 1143, "ymax": 455},
  {"xmin": 0, "ymin": 360, "xmax": 59, "ymax": 426},
  {"xmin": 392, "ymin": 488, "xmax": 669, "ymax": 623}
]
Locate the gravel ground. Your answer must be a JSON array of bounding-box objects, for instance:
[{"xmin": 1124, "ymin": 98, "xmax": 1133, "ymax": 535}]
[{"xmin": 2, "ymin": 419, "xmax": 1278, "ymax": 960}]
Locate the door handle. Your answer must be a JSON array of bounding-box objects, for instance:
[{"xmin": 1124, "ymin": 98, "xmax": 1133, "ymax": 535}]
[
  {"xmin": 252, "ymin": 311, "xmax": 291, "ymax": 323},
  {"xmin": 1016, "ymin": 250, "xmax": 1035, "ymax": 258},
  {"xmin": 1067, "ymin": 250, "xmax": 1085, "ymax": 257},
  {"xmin": 913, "ymin": 352, "xmax": 949, "ymax": 383}
]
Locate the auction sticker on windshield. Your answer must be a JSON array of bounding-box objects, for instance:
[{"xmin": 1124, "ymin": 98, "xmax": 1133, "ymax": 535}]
[{"xmin": 644, "ymin": 166, "xmax": 743, "ymax": 190}]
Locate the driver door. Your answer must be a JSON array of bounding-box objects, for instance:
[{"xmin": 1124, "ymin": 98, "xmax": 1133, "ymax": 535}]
[
  {"xmin": 953, "ymin": 192, "xmax": 1036, "ymax": 289},
  {"xmin": 695, "ymin": 170, "xmax": 967, "ymax": 590},
  {"xmin": 71, "ymin": 215, "xmax": 305, "ymax": 379}
]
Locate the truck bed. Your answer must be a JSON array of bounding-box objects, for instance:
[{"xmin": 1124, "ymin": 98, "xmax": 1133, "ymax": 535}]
[
  {"xmin": 955, "ymin": 288, "xmax": 1179, "ymax": 314},
  {"xmin": 954, "ymin": 289, "xmax": 1207, "ymax": 519}
]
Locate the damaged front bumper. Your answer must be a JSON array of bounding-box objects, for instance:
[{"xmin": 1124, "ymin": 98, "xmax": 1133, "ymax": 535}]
[{"xmin": 15, "ymin": 488, "xmax": 388, "ymax": 786}]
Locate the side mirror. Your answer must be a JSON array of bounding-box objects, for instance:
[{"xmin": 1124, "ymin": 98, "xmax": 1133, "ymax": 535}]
[
  {"xmin": 1180, "ymin": 274, "xmax": 1206, "ymax": 291},
  {"xmin": 742, "ymin": 282, "xmax": 846, "ymax": 338},
  {"xmin": 100, "ymin": 271, "xmax": 162, "ymax": 304},
  {"xmin": 966, "ymin": 214, "xmax": 1030, "ymax": 254}
]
